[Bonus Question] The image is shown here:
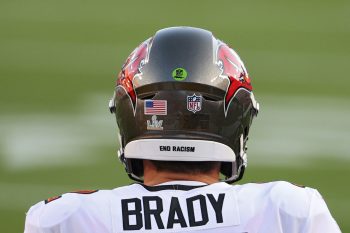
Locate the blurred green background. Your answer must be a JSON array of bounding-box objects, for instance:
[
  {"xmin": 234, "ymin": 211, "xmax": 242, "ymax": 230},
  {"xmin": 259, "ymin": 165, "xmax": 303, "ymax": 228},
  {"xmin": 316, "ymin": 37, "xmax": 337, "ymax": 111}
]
[{"xmin": 0, "ymin": 0, "xmax": 349, "ymax": 232}]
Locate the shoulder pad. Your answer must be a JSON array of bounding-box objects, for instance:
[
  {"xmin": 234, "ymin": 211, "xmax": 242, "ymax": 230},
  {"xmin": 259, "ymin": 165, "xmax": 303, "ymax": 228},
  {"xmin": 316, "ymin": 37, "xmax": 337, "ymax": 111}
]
[
  {"xmin": 26, "ymin": 193, "xmax": 82, "ymax": 230},
  {"xmin": 269, "ymin": 181, "xmax": 314, "ymax": 217}
]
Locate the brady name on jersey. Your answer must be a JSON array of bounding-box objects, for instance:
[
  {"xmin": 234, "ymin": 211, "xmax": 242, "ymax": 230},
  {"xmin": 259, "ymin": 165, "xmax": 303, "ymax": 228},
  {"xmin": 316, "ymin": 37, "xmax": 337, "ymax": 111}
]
[{"xmin": 25, "ymin": 181, "xmax": 340, "ymax": 233}]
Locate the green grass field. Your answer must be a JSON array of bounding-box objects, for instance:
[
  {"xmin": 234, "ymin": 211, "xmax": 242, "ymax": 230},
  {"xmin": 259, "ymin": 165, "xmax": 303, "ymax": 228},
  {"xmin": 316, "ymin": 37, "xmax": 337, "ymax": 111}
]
[{"xmin": 0, "ymin": 0, "xmax": 349, "ymax": 232}]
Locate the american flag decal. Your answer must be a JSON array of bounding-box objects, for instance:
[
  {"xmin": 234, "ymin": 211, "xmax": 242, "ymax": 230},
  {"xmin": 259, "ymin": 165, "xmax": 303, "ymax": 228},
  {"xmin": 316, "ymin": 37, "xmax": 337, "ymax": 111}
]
[{"xmin": 144, "ymin": 100, "xmax": 167, "ymax": 115}]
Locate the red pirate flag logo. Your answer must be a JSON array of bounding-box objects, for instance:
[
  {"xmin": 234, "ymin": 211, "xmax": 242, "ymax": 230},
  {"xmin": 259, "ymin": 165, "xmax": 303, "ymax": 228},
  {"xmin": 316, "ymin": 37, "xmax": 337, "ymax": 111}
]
[
  {"xmin": 214, "ymin": 41, "xmax": 252, "ymax": 117},
  {"xmin": 116, "ymin": 38, "xmax": 153, "ymax": 115}
]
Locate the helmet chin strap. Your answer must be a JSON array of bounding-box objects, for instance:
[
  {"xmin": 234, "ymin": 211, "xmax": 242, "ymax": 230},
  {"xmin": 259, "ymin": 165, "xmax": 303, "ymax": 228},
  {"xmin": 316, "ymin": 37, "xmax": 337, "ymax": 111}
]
[
  {"xmin": 240, "ymin": 134, "xmax": 248, "ymax": 168},
  {"xmin": 250, "ymin": 92, "xmax": 259, "ymax": 116},
  {"xmin": 117, "ymin": 132, "xmax": 125, "ymax": 162}
]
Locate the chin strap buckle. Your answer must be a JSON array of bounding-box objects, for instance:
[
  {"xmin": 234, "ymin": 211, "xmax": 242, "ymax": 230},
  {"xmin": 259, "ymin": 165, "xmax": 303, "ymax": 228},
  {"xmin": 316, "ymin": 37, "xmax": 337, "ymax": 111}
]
[{"xmin": 109, "ymin": 92, "xmax": 116, "ymax": 113}]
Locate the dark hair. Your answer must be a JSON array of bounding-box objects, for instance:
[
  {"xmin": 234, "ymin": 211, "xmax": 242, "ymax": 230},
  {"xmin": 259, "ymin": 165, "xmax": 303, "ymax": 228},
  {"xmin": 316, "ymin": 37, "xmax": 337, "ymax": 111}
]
[{"xmin": 149, "ymin": 160, "xmax": 220, "ymax": 174}]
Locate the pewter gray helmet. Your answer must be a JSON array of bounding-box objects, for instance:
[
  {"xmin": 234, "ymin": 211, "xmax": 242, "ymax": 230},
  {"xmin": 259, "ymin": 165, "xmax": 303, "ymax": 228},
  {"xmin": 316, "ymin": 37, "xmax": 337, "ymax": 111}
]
[{"xmin": 109, "ymin": 27, "xmax": 259, "ymax": 183}]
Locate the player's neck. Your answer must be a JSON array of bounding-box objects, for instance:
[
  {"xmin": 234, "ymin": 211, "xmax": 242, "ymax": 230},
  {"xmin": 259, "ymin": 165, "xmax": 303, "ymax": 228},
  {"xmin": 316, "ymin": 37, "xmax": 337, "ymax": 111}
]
[{"xmin": 143, "ymin": 160, "xmax": 220, "ymax": 186}]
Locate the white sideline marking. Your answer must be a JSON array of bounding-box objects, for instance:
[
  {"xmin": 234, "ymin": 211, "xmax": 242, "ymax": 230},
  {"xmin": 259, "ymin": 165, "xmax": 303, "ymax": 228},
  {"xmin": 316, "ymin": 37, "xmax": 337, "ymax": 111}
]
[
  {"xmin": 0, "ymin": 94, "xmax": 349, "ymax": 170},
  {"xmin": 248, "ymin": 95, "xmax": 350, "ymax": 165},
  {"xmin": 0, "ymin": 94, "xmax": 117, "ymax": 169}
]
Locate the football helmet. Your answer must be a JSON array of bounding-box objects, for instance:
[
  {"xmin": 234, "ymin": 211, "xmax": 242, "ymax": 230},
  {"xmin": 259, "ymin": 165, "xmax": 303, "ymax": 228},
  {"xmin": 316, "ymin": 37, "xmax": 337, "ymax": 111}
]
[{"xmin": 109, "ymin": 27, "xmax": 259, "ymax": 183}]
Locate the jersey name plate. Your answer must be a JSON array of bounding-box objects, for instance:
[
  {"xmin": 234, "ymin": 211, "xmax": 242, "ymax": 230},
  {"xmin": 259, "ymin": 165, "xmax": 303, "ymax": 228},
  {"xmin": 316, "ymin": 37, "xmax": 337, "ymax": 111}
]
[{"xmin": 113, "ymin": 188, "xmax": 240, "ymax": 232}]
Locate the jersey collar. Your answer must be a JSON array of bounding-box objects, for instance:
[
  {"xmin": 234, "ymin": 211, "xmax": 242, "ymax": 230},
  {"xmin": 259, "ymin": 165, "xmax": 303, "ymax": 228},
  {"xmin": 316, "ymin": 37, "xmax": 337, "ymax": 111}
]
[
  {"xmin": 138, "ymin": 180, "xmax": 212, "ymax": 192},
  {"xmin": 156, "ymin": 180, "xmax": 209, "ymax": 186}
]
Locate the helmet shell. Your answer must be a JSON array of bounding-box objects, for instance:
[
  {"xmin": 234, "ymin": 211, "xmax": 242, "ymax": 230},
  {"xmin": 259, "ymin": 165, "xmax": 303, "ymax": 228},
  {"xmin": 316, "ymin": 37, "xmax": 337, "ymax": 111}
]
[{"xmin": 110, "ymin": 27, "xmax": 258, "ymax": 183}]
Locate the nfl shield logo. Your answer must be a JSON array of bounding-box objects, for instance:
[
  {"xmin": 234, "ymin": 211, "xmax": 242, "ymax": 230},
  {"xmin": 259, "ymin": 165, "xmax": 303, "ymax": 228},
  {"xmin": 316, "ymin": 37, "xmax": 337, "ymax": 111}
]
[{"xmin": 187, "ymin": 94, "xmax": 202, "ymax": 113}]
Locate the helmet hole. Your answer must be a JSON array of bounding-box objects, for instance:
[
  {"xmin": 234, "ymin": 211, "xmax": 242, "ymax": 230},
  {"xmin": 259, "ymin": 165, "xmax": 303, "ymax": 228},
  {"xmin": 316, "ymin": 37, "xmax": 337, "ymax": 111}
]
[
  {"xmin": 202, "ymin": 95, "xmax": 221, "ymax": 102},
  {"xmin": 139, "ymin": 93, "xmax": 156, "ymax": 100}
]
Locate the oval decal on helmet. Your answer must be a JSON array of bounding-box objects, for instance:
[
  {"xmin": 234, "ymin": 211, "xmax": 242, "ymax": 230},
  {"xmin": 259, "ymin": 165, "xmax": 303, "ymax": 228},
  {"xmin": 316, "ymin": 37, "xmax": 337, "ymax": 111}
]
[{"xmin": 172, "ymin": 68, "xmax": 188, "ymax": 81}]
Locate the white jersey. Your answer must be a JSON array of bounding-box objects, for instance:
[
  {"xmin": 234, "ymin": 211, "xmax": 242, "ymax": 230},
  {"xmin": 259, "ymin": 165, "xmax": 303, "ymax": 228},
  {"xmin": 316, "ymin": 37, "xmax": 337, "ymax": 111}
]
[{"xmin": 24, "ymin": 181, "xmax": 341, "ymax": 233}]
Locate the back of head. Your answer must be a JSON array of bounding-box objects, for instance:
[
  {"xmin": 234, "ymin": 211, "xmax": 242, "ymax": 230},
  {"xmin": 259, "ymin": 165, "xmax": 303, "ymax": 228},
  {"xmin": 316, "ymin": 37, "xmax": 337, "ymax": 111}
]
[{"xmin": 109, "ymin": 26, "xmax": 259, "ymax": 183}]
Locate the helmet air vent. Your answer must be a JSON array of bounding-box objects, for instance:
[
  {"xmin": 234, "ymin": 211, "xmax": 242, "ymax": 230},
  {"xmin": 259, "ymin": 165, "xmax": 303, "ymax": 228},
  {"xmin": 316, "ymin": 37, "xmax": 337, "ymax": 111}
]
[
  {"xmin": 202, "ymin": 95, "xmax": 221, "ymax": 102},
  {"xmin": 139, "ymin": 93, "xmax": 156, "ymax": 100}
]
